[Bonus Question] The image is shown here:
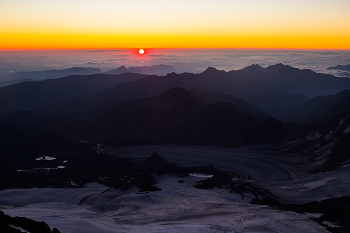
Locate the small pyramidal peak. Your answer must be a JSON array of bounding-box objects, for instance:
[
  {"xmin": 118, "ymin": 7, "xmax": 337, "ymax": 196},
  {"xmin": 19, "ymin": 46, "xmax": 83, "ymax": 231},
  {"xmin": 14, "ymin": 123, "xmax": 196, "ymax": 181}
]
[
  {"xmin": 241, "ymin": 64, "xmax": 263, "ymax": 72},
  {"xmin": 166, "ymin": 72, "xmax": 177, "ymax": 76},
  {"xmin": 147, "ymin": 151, "xmax": 173, "ymax": 166},
  {"xmin": 150, "ymin": 151, "xmax": 162, "ymax": 159},
  {"xmin": 201, "ymin": 67, "xmax": 220, "ymax": 75},
  {"xmin": 267, "ymin": 63, "xmax": 293, "ymax": 70},
  {"xmin": 116, "ymin": 65, "xmax": 127, "ymax": 72},
  {"xmin": 135, "ymin": 151, "xmax": 177, "ymax": 175},
  {"xmin": 163, "ymin": 87, "xmax": 187, "ymax": 96},
  {"xmin": 137, "ymin": 151, "xmax": 172, "ymax": 169}
]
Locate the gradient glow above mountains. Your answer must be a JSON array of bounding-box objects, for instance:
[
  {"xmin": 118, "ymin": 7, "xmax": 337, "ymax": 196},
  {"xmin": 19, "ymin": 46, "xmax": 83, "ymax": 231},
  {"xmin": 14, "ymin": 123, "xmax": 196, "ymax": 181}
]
[{"xmin": 0, "ymin": 0, "xmax": 350, "ymax": 49}]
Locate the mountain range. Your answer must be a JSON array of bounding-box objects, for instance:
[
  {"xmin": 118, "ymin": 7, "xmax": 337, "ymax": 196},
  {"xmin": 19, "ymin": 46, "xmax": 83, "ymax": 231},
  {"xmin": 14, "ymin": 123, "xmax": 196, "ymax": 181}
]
[
  {"xmin": 106, "ymin": 64, "xmax": 176, "ymax": 76},
  {"xmin": 42, "ymin": 64, "xmax": 350, "ymax": 117},
  {"xmin": 4, "ymin": 67, "xmax": 101, "ymax": 86},
  {"xmin": 0, "ymin": 63, "xmax": 350, "ymax": 165},
  {"xmin": 0, "ymin": 73, "xmax": 146, "ymax": 113},
  {"xmin": 327, "ymin": 64, "xmax": 350, "ymax": 72},
  {"xmin": 2, "ymin": 63, "xmax": 350, "ymax": 232}
]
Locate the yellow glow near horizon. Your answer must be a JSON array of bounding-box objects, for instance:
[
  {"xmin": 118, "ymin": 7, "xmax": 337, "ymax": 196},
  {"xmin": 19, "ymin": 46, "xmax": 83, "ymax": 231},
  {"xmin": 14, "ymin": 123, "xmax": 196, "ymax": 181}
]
[
  {"xmin": 1, "ymin": 33, "xmax": 349, "ymax": 50},
  {"xmin": 1, "ymin": 0, "xmax": 349, "ymax": 49}
]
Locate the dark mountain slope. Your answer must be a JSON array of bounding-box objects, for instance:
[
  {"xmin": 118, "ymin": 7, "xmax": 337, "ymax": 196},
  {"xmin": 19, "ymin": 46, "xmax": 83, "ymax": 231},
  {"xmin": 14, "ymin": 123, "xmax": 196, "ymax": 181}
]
[
  {"xmin": 83, "ymin": 87, "xmax": 207, "ymax": 144},
  {"xmin": 280, "ymin": 113, "xmax": 350, "ymax": 172},
  {"xmin": 188, "ymin": 88, "xmax": 269, "ymax": 118},
  {"xmin": 0, "ymin": 73, "xmax": 146, "ymax": 113},
  {"xmin": 86, "ymin": 67, "xmax": 308, "ymax": 117},
  {"xmin": 183, "ymin": 101, "xmax": 261, "ymax": 145},
  {"xmin": 10, "ymin": 67, "xmax": 101, "ymax": 82},
  {"xmin": 263, "ymin": 64, "xmax": 350, "ymax": 96},
  {"xmin": 2, "ymin": 64, "xmax": 349, "ymax": 117},
  {"xmin": 92, "ymin": 64, "xmax": 350, "ymax": 117},
  {"xmin": 0, "ymin": 110, "xmax": 62, "ymax": 133},
  {"xmin": 284, "ymin": 89, "xmax": 350, "ymax": 123},
  {"xmin": 297, "ymin": 95, "xmax": 350, "ymax": 124},
  {"xmin": 81, "ymin": 87, "xmax": 292, "ymax": 147}
]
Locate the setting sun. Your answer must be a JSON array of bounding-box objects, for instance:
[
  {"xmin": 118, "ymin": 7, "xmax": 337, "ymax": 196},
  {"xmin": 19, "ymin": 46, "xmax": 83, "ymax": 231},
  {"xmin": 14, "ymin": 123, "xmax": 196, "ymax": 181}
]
[{"xmin": 138, "ymin": 49, "xmax": 145, "ymax": 55}]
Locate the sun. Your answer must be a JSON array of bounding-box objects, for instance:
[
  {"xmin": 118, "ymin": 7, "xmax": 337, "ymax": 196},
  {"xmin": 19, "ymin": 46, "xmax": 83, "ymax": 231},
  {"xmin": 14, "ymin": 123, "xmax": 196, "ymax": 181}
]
[{"xmin": 138, "ymin": 49, "xmax": 145, "ymax": 55}]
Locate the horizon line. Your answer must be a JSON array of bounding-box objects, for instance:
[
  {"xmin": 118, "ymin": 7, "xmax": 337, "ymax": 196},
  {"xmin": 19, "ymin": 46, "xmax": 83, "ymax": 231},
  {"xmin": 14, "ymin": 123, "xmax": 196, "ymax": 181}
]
[{"xmin": 1, "ymin": 48, "xmax": 350, "ymax": 51}]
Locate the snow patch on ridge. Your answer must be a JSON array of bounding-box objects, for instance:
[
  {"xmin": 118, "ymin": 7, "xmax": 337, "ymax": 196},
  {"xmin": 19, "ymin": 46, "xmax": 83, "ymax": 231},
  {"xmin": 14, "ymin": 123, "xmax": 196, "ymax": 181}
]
[
  {"xmin": 306, "ymin": 131, "xmax": 321, "ymax": 140},
  {"xmin": 339, "ymin": 115, "xmax": 349, "ymax": 125},
  {"xmin": 35, "ymin": 156, "xmax": 56, "ymax": 161},
  {"xmin": 343, "ymin": 125, "xmax": 350, "ymax": 134}
]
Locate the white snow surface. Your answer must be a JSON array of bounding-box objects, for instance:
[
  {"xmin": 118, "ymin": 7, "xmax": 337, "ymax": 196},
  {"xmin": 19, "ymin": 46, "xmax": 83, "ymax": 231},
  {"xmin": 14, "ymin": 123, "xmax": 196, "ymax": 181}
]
[
  {"xmin": 339, "ymin": 115, "xmax": 349, "ymax": 125},
  {"xmin": 344, "ymin": 125, "xmax": 350, "ymax": 134},
  {"xmin": 35, "ymin": 156, "xmax": 56, "ymax": 161},
  {"xmin": 2, "ymin": 145, "xmax": 347, "ymax": 232},
  {"xmin": 1, "ymin": 177, "xmax": 327, "ymax": 233},
  {"xmin": 306, "ymin": 131, "xmax": 321, "ymax": 140}
]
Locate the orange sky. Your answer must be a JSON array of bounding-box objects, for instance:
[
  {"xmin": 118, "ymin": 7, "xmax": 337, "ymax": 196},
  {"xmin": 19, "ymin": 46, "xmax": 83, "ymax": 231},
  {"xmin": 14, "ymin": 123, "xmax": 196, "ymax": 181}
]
[{"xmin": 1, "ymin": 0, "xmax": 349, "ymax": 50}]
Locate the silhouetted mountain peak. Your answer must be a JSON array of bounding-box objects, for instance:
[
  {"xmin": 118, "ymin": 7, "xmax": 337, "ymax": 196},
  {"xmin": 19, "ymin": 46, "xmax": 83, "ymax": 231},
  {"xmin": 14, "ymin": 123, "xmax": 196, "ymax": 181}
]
[
  {"xmin": 201, "ymin": 67, "xmax": 223, "ymax": 75},
  {"xmin": 150, "ymin": 151, "xmax": 165, "ymax": 160},
  {"xmin": 265, "ymin": 63, "xmax": 297, "ymax": 72},
  {"xmin": 162, "ymin": 87, "xmax": 189, "ymax": 96},
  {"xmin": 107, "ymin": 66, "xmax": 127, "ymax": 74},
  {"xmin": 327, "ymin": 64, "xmax": 350, "ymax": 72},
  {"xmin": 240, "ymin": 64, "xmax": 264, "ymax": 72},
  {"xmin": 116, "ymin": 65, "xmax": 127, "ymax": 72},
  {"xmin": 135, "ymin": 151, "xmax": 176, "ymax": 175},
  {"xmin": 107, "ymin": 64, "xmax": 175, "ymax": 75}
]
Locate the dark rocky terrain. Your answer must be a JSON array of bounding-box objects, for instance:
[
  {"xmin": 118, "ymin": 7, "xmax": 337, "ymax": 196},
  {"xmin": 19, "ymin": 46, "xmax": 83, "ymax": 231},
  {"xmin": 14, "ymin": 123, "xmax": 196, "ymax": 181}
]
[{"xmin": 0, "ymin": 211, "xmax": 60, "ymax": 233}]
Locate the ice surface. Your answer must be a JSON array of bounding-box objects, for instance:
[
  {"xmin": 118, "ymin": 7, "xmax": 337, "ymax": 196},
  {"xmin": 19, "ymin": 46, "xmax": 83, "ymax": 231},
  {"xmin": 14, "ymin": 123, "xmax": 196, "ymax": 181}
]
[
  {"xmin": 339, "ymin": 115, "xmax": 349, "ymax": 125},
  {"xmin": 343, "ymin": 125, "xmax": 350, "ymax": 134},
  {"xmin": 107, "ymin": 145, "xmax": 350, "ymax": 204},
  {"xmin": 35, "ymin": 156, "xmax": 56, "ymax": 161},
  {"xmin": 306, "ymin": 131, "xmax": 321, "ymax": 140},
  {"xmin": 324, "ymin": 131, "xmax": 333, "ymax": 139},
  {"xmin": 1, "ymin": 177, "xmax": 328, "ymax": 233},
  {"xmin": 189, "ymin": 173, "xmax": 213, "ymax": 178},
  {"xmin": 2, "ymin": 145, "xmax": 346, "ymax": 232}
]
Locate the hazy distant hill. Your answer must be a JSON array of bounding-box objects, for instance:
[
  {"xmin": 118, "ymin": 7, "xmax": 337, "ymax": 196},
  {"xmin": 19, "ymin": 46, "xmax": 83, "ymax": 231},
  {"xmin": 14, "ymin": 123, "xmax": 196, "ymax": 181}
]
[
  {"xmin": 9, "ymin": 67, "xmax": 101, "ymax": 83},
  {"xmin": 107, "ymin": 64, "xmax": 176, "ymax": 76},
  {"xmin": 284, "ymin": 89, "xmax": 350, "ymax": 124},
  {"xmin": 327, "ymin": 64, "xmax": 350, "ymax": 72},
  {"xmin": 0, "ymin": 73, "xmax": 146, "ymax": 113}
]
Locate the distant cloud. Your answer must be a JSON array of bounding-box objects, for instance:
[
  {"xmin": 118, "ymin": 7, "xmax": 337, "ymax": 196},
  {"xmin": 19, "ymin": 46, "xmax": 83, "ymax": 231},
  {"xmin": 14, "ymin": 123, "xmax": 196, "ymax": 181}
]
[
  {"xmin": 1, "ymin": 49, "xmax": 350, "ymax": 76},
  {"xmin": 88, "ymin": 50, "xmax": 124, "ymax": 53}
]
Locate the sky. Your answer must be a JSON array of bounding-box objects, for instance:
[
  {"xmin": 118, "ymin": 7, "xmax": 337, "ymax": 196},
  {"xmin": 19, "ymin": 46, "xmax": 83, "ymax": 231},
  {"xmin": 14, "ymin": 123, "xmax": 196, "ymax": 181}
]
[{"xmin": 1, "ymin": 0, "xmax": 350, "ymax": 49}]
